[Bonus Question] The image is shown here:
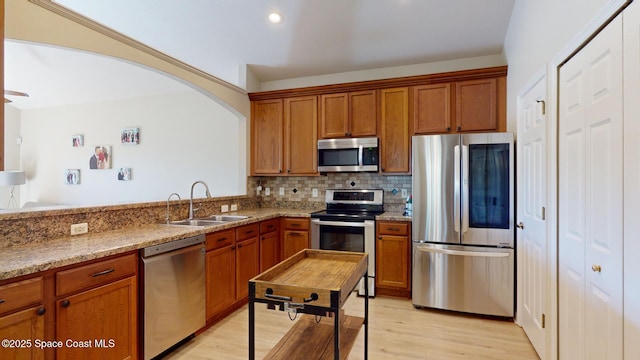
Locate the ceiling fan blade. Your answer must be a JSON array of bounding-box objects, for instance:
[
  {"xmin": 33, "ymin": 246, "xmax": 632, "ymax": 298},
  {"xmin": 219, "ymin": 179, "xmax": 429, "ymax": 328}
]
[
  {"xmin": 4, "ymin": 90, "xmax": 29, "ymax": 97},
  {"xmin": 4, "ymin": 98, "xmax": 12, "ymax": 103}
]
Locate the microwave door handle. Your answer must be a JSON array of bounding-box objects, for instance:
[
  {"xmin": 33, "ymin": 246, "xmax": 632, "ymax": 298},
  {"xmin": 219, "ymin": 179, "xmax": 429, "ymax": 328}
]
[
  {"xmin": 462, "ymin": 144, "xmax": 469, "ymax": 233},
  {"xmin": 358, "ymin": 145, "xmax": 364, "ymax": 168},
  {"xmin": 454, "ymin": 145, "xmax": 461, "ymax": 234}
]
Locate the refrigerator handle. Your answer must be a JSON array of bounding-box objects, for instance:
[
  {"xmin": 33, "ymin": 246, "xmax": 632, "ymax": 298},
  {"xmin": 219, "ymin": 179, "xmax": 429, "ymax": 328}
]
[
  {"xmin": 416, "ymin": 245, "xmax": 510, "ymax": 258},
  {"xmin": 462, "ymin": 144, "xmax": 469, "ymax": 233},
  {"xmin": 454, "ymin": 145, "xmax": 461, "ymax": 233}
]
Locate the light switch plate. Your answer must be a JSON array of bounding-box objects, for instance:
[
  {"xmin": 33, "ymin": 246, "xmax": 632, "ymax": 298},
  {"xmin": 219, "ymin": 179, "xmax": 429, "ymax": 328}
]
[
  {"xmin": 230, "ymin": 204, "xmax": 238, "ymax": 211},
  {"xmin": 221, "ymin": 204, "xmax": 229, "ymax": 213},
  {"xmin": 312, "ymin": 188, "xmax": 318, "ymax": 197},
  {"xmin": 279, "ymin": 187, "xmax": 285, "ymax": 196},
  {"xmin": 265, "ymin": 188, "xmax": 271, "ymax": 196},
  {"xmin": 401, "ymin": 189, "xmax": 408, "ymax": 198}
]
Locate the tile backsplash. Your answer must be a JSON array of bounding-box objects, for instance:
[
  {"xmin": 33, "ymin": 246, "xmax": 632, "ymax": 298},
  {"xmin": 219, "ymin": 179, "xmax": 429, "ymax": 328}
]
[{"xmin": 248, "ymin": 173, "xmax": 412, "ymax": 212}]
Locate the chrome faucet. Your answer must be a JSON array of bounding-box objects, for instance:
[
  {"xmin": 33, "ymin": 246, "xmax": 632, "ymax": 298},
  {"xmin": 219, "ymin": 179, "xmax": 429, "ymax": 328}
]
[
  {"xmin": 189, "ymin": 181, "xmax": 211, "ymax": 219},
  {"xmin": 165, "ymin": 193, "xmax": 182, "ymax": 223}
]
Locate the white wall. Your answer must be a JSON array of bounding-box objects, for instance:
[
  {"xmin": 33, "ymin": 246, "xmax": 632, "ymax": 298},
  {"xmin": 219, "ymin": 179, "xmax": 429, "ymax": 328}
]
[
  {"xmin": 18, "ymin": 90, "xmax": 246, "ymax": 206},
  {"xmin": 1, "ymin": 106, "xmax": 22, "ymax": 209}
]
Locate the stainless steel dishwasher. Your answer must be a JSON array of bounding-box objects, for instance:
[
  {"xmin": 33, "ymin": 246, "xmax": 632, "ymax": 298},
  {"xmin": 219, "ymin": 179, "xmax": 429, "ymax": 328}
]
[{"xmin": 140, "ymin": 234, "xmax": 206, "ymax": 360}]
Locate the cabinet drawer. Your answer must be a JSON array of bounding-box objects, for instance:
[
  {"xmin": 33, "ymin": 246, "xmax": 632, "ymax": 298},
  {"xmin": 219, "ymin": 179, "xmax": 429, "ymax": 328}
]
[
  {"xmin": 236, "ymin": 223, "xmax": 259, "ymax": 242},
  {"xmin": 206, "ymin": 229, "xmax": 236, "ymax": 251},
  {"xmin": 378, "ymin": 222, "xmax": 409, "ymax": 236},
  {"xmin": 0, "ymin": 277, "xmax": 43, "ymax": 315},
  {"xmin": 260, "ymin": 219, "xmax": 279, "ymax": 234},
  {"xmin": 56, "ymin": 253, "xmax": 137, "ymax": 296},
  {"xmin": 283, "ymin": 218, "xmax": 309, "ymax": 231}
]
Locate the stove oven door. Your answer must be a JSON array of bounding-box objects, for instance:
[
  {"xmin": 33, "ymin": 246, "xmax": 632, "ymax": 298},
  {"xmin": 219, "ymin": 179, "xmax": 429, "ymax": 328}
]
[{"xmin": 310, "ymin": 219, "xmax": 375, "ymax": 296}]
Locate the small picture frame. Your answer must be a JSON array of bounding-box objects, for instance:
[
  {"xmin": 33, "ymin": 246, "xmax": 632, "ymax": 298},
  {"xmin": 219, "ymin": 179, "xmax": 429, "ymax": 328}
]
[
  {"xmin": 72, "ymin": 134, "xmax": 84, "ymax": 147},
  {"xmin": 89, "ymin": 145, "xmax": 112, "ymax": 170},
  {"xmin": 65, "ymin": 169, "xmax": 80, "ymax": 185},
  {"xmin": 121, "ymin": 127, "xmax": 140, "ymax": 145},
  {"xmin": 117, "ymin": 167, "xmax": 132, "ymax": 181}
]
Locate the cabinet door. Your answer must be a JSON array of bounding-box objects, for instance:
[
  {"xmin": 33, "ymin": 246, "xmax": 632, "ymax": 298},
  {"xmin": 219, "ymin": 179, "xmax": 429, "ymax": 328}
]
[
  {"xmin": 282, "ymin": 230, "xmax": 309, "ymax": 260},
  {"xmin": 319, "ymin": 93, "xmax": 349, "ymax": 138},
  {"xmin": 206, "ymin": 245, "xmax": 236, "ymax": 319},
  {"xmin": 376, "ymin": 234, "xmax": 410, "ymax": 290},
  {"xmin": 380, "ymin": 87, "xmax": 410, "ymax": 173},
  {"xmin": 235, "ymin": 237, "xmax": 260, "ymax": 300},
  {"xmin": 284, "ymin": 96, "xmax": 318, "ymax": 175},
  {"xmin": 0, "ymin": 306, "xmax": 45, "ymax": 360},
  {"xmin": 56, "ymin": 276, "xmax": 137, "ymax": 360},
  {"xmin": 252, "ymin": 99, "xmax": 283, "ymax": 175},
  {"xmin": 455, "ymin": 79, "xmax": 497, "ymax": 132},
  {"xmin": 260, "ymin": 231, "xmax": 279, "ymax": 272},
  {"xmin": 349, "ymin": 90, "xmax": 377, "ymax": 137},
  {"xmin": 413, "ymin": 83, "xmax": 452, "ymax": 134}
]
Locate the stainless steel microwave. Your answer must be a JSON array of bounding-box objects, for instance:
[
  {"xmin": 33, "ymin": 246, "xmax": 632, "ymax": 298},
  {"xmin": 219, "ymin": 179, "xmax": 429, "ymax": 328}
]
[{"xmin": 317, "ymin": 137, "xmax": 379, "ymax": 172}]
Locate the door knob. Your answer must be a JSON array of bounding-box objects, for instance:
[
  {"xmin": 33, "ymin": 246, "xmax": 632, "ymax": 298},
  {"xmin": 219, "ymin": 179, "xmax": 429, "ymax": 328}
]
[
  {"xmin": 516, "ymin": 222, "xmax": 525, "ymax": 229},
  {"xmin": 591, "ymin": 264, "xmax": 602, "ymax": 273}
]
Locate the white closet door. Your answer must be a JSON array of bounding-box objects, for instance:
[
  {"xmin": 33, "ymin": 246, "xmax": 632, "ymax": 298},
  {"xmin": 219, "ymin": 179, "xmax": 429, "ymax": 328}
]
[
  {"xmin": 623, "ymin": 1, "xmax": 640, "ymax": 358},
  {"xmin": 558, "ymin": 14, "xmax": 623, "ymax": 360},
  {"xmin": 516, "ymin": 73, "xmax": 547, "ymax": 359}
]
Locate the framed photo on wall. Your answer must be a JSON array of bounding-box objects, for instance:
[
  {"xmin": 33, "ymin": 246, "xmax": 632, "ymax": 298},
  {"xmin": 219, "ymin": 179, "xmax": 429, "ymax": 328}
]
[
  {"xmin": 121, "ymin": 127, "xmax": 140, "ymax": 145},
  {"xmin": 65, "ymin": 169, "xmax": 80, "ymax": 184},
  {"xmin": 72, "ymin": 134, "xmax": 84, "ymax": 147},
  {"xmin": 117, "ymin": 168, "xmax": 132, "ymax": 181},
  {"xmin": 89, "ymin": 145, "xmax": 112, "ymax": 169}
]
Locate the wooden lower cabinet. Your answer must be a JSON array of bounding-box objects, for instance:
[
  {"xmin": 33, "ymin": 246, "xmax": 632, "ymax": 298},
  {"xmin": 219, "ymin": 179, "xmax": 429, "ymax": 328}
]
[
  {"xmin": 205, "ymin": 243, "xmax": 236, "ymax": 320},
  {"xmin": 376, "ymin": 221, "xmax": 411, "ymax": 298},
  {"xmin": 0, "ymin": 306, "xmax": 45, "ymax": 360},
  {"xmin": 281, "ymin": 218, "xmax": 310, "ymax": 260},
  {"xmin": 56, "ymin": 276, "xmax": 137, "ymax": 360},
  {"xmin": 235, "ymin": 236, "xmax": 260, "ymax": 300},
  {"xmin": 259, "ymin": 219, "xmax": 280, "ymax": 272}
]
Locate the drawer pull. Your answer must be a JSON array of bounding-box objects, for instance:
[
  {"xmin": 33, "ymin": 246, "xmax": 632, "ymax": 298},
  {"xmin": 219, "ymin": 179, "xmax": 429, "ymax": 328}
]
[
  {"xmin": 61, "ymin": 300, "xmax": 70, "ymax": 308},
  {"xmin": 291, "ymin": 223, "xmax": 300, "ymax": 227},
  {"xmin": 0, "ymin": 299, "xmax": 5, "ymax": 304},
  {"xmin": 91, "ymin": 268, "xmax": 115, "ymax": 277},
  {"xmin": 264, "ymin": 288, "xmax": 292, "ymax": 301},
  {"xmin": 387, "ymin": 227, "xmax": 400, "ymax": 231},
  {"xmin": 217, "ymin": 237, "xmax": 228, "ymax": 242},
  {"xmin": 245, "ymin": 230, "xmax": 255, "ymax": 235},
  {"xmin": 303, "ymin": 293, "xmax": 319, "ymax": 303},
  {"xmin": 237, "ymin": 243, "xmax": 243, "ymax": 248},
  {"xmin": 36, "ymin": 307, "xmax": 46, "ymax": 316}
]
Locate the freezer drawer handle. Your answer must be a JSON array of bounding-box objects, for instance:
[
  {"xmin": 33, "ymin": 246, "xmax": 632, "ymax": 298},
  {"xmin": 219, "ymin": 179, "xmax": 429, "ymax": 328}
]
[{"xmin": 416, "ymin": 246, "xmax": 510, "ymax": 258}]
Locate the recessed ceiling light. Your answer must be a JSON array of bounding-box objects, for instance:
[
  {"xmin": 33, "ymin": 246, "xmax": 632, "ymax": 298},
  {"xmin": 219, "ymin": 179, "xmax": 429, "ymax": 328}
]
[{"xmin": 268, "ymin": 12, "xmax": 283, "ymax": 24}]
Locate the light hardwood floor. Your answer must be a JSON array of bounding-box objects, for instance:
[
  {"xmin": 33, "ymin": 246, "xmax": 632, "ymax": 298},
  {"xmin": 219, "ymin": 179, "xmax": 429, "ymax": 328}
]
[{"xmin": 164, "ymin": 295, "xmax": 539, "ymax": 359}]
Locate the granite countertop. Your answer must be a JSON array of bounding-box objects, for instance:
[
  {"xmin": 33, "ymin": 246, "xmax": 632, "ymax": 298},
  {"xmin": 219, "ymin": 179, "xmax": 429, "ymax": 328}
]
[
  {"xmin": 0, "ymin": 208, "xmax": 316, "ymax": 281},
  {"xmin": 377, "ymin": 211, "xmax": 412, "ymax": 222}
]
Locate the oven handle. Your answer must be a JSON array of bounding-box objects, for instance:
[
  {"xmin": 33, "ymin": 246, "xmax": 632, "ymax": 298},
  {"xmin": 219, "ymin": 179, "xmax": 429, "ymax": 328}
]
[{"xmin": 311, "ymin": 219, "xmax": 368, "ymax": 228}]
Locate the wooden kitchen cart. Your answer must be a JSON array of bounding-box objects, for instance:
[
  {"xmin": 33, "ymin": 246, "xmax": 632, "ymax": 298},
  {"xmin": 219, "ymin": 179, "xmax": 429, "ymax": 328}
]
[{"xmin": 248, "ymin": 249, "xmax": 369, "ymax": 360}]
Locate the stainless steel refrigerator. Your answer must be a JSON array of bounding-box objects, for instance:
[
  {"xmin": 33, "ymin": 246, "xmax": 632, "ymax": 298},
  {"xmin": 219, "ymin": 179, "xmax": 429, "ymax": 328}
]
[{"xmin": 412, "ymin": 133, "xmax": 514, "ymax": 317}]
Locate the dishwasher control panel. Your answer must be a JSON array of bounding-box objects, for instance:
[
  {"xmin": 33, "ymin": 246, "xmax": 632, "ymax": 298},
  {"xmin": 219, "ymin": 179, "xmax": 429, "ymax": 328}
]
[{"xmin": 141, "ymin": 234, "xmax": 205, "ymax": 258}]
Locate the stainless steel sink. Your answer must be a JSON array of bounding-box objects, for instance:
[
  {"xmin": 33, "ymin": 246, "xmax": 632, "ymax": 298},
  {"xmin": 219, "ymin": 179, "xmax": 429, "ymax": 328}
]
[
  {"xmin": 201, "ymin": 215, "xmax": 250, "ymax": 222},
  {"xmin": 168, "ymin": 219, "xmax": 226, "ymax": 226}
]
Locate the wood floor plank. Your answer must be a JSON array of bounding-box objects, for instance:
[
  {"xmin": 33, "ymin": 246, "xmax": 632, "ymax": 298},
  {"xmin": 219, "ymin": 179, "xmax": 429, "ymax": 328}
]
[{"xmin": 164, "ymin": 295, "xmax": 539, "ymax": 360}]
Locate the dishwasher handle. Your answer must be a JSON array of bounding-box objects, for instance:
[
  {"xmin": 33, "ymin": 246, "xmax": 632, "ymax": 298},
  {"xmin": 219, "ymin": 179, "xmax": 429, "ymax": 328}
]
[{"xmin": 141, "ymin": 234, "xmax": 205, "ymax": 258}]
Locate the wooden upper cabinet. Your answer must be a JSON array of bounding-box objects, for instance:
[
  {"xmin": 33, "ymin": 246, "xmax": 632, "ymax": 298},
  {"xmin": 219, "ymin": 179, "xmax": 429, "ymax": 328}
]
[
  {"xmin": 380, "ymin": 88, "xmax": 410, "ymax": 174},
  {"xmin": 319, "ymin": 90, "xmax": 376, "ymax": 138},
  {"xmin": 284, "ymin": 96, "xmax": 318, "ymax": 175},
  {"xmin": 412, "ymin": 83, "xmax": 452, "ymax": 134},
  {"xmin": 455, "ymin": 78, "xmax": 498, "ymax": 132},
  {"xmin": 251, "ymin": 99, "xmax": 284, "ymax": 175}
]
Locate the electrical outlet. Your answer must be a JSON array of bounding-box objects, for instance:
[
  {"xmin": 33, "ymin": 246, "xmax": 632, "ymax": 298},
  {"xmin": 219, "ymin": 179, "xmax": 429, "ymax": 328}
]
[
  {"xmin": 70, "ymin": 222, "xmax": 88, "ymax": 235},
  {"xmin": 265, "ymin": 187, "xmax": 271, "ymax": 196},
  {"xmin": 279, "ymin": 187, "xmax": 285, "ymax": 196},
  {"xmin": 221, "ymin": 205, "xmax": 229, "ymax": 213},
  {"xmin": 312, "ymin": 188, "xmax": 318, "ymax": 197},
  {"xmin": 401, "ymin": 189, "xmax": 408, "ymax": 198},
  {"xmin": 230, "ymin": 204, "xmax": 238, "ymax": 211}
]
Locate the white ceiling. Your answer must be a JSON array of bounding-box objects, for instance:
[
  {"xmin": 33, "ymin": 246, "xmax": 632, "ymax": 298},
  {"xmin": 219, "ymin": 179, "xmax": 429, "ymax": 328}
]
[{"xmin": 5, "ymin": 0, "xmax": 515, "ymax": 109}]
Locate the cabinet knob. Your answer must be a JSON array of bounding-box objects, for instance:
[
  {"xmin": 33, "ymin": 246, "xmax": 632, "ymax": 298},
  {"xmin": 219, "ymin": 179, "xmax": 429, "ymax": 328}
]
[
  {"xmin": 446, "ymin": 127, "xmax": 451, "ymax": 131},
  {"xmin": 457, "ymin": 126, "xmax": 462, "ymax": 131},
  {"xmin": 237, "ymin": 243, "xmax": 243, "ymax": 248},
  {"xmin": 36, "ymin": 307, "xmax": 46, "ymax": 316},
  {"xmin": 61, "ymin": 300, "xmax": 70, "ymax": 308},
  {"xmin": 378, "ymin": 236, "xmax": 382, "ymax": 239},
  {"xmin": 592, "ymin": 264, "xmax": 602, "ymax": 273}
]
